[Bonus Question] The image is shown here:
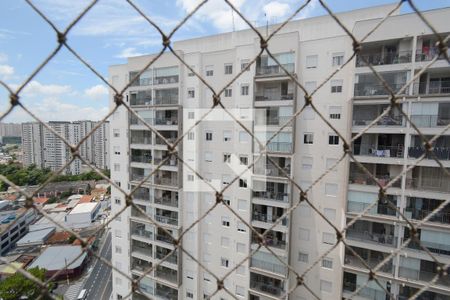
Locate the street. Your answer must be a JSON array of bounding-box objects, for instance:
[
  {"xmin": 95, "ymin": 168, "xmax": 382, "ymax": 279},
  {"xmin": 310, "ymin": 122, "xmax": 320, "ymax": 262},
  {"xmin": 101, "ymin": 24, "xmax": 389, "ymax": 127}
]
[{"xmin": 83, "ymin": 231, "xmax": 112, "ymax": 300}]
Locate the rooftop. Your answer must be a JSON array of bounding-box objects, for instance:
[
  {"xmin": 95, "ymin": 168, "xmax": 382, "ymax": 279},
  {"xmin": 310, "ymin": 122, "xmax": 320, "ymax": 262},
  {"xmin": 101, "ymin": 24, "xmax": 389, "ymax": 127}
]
[
  {"xmin": 33, "ymin": 197, "xmax": 49, "ymax": 205},
  {"xmin": 28, "ymin": 245, "xmax": 87, "ymax": 271},
  {"xmin": 29, "ymin": 212, "xmax": 67, "ymax": 231},
  {"xmin": 16, "ymin": 227, "xmax": 55, "ymax": 247},
  {"xmin": 68, "ymin": 202, "xmax": 99, "ymax": 215},
  {"xmin": 78, "ymin": 195, "xmax": 94, "ymax": 204}
]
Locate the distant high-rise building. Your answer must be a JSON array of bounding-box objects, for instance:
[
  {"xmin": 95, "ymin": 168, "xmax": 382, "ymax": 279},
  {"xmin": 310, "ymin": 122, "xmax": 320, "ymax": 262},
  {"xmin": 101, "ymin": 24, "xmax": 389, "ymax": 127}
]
[
  {"xmin": 0, "ymin": 123, "xmax": 22, "ymax": 138},
  {"xmin": 22, "ymin": 121, "xmax": 110, "ymax": 175},
  {"xmin": 109, "ymin": 4, "xmax": 450, "ymax": 300}
]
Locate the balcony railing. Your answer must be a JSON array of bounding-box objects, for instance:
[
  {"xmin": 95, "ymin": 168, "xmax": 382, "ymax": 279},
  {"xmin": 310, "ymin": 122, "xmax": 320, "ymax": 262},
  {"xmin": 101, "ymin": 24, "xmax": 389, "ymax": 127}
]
[
  {"xmin": 153, "ymin": 75, "xmax": 179, "ymax": 85},
  {"xmin": 256, "ymin": 116, "xmax": 293, "ymax": 126},
  {"xmin": 155, "ymin": 118, "xmax": 178, "ymax": 126},
  {"xmin": 406, "ymin": 178, "xmax": 450, "ymax": 193},
  {"xmin": 252, "ymin": 235, "xmax": 287, "ymax": 250},
  {"xmin": 154, "ymin": 90, "xmax": 178, "ymax": 105},
  {"xmin": 352, "ymin": 115, "xmax": 403, "ymax": 127},
  {"xmin": 356, "ymin": 50, "xmax": 412, "ymax": 67},
  {"xmin": 406, "ymin": 239, "xmax": 450, "ymax": 256},
  {"xmin": 343, "ymin": 282, "xmax": 387, "ymax": 300},
  {"xmin": 131, "ymin": 207, "xmax": 149, "ymax": 219},
  {"xmin": 155, "ymin": 268, "xmax": 177, "ymax": 283},
  {"xmin": 405, "ymin": 207, "xmax": 450, "ymax": 224},
  {"xmin": 155, "ymin": 136, "xmax": 177, "ymax": 146},
  {"xmin": 252, "ymin": 191, "xmax": 289, "ymax": 203},
  {"xmin": 132, "ymin": 261, "xmax": 152, "ymax": 273},
  {"xmin": 399, "ymin": 266, "xmax": 450, "ymax": 286},
  {"xmin": 414, "ymin": 81, "xmax": 450, "ymax": 95},
  {"xmin": 345, "ymin": 254, "xmax": 393, "ymax": 274},
  {"xmin": 155, "ymin": 251, "xmax": 178, "ymax": 264},
  {"xmin": 131, "ymin": 245, "xmax": 153, "ymax": 257},
  {"xmin": 416, "ymin": 48, "xmax": 450, "ymax": 62},
  {"xmin": 256, "ymin": 63, "xmax": 295, "ymax": 76},
  {"xmin": 353, "ymin": 144, "xmax": 404, "ymax": 158},
  {"xmin": 250, "ymin": 279, "xmax": 284, "ymax": 296},
  {"xmin": 255, "ymin": 93, "xmax": 294, "ymax": 101},
  {"xmin": 354, "ymin": 82, "xmax": 407, "ymax": 97},
  {"xmin": 408, "ymin": 146, "xmax": 450, "ymax": 160},
  {"xmin": 130, "ymin": 96, "xmax": 152, "ymax": 106},
  {"xmin": 154, "ymin": 157, "xmax": 178, "ymax": 167},
  {"xmin": 346, "ymin": 228, "xmax": 397, "ymax": 247},
  {"xmin": 131, "ymin": 135, "xmax": 152, "ymax": 145},
  {"xmin": 130, "ymin": 116, "xmax": 154, "ymax": 126},
  {"xmin": 252, "ymin": 212, "xmax": 288, "ymax": 226},
  {"xmin": 155, "ymin": 215, "xmax": 178, "ymax": 226},
  {"xmin": 131, "ymin": 155, "xmax": 152, "ymax": 164},
  {"xmin": 155, "ymin": 286, "xmax": 177, "ymax": 300},
  {"xmin": 251, "ymin": 257, "xmax": 287, "ymax": 275},
  {"xmin": 349, "ymin": 173, "xmax": 401, "ymax": 188},
  {"xmin": 154, "ymin": 197, "xmax": 178, "ymax": 208},
  {"xmin": 265, "ymin": 142, "xmax": 293, "ymax": 153},
  {"xmin": 347, "ymin": 201, "xmax": 397, "ymax": 217},
  {"xmin": 254, "ymin": 164, "xmax": 291, "ymax": 177},
  {"xmin": 132, "ymin": 228, "xmax": 153, "ymax": 240},
  {"xmin": 154, "ymin": 177, "xmax": 178, "ymax": 187},
  {"xmin": 410, "ymin": 115, "xmax": 450, "ymax": 127}
]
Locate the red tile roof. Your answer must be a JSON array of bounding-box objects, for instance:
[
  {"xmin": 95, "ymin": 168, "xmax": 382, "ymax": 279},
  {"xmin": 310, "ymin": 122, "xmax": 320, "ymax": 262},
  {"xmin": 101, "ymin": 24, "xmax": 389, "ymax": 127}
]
[
  {"xmin": 33, "ymin": 197, "xmax": 49, "ymax": 205},
  {"xmin": 78, "ymin": 195, "xmax": 94, "ymax": 203}
]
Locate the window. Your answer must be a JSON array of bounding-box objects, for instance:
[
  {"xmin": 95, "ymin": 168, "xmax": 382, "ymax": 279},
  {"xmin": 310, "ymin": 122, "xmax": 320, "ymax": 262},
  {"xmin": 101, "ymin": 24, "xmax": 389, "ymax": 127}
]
[
  {"xmin": 224, "ymin": 88, "xmax": 232, "ymax": 97},
  {"xmin": 188, "ymin": 131, "xmax": 195, "ymax": 140},
  {"xmin": 223, "ymin": 153, "xmax": 231, "ymax": 163},
  {"xmin": 236, "ymin": 242, "xmax": 245, "ymax": 253},
  {"xmin": 205, "ymin": 131, "xmax": 213, "ymax": 141},
  {"xmin": 239, "ymin": 131, "xmax": 249, "ymax": 143},
  {"xmin": 239, "ymin": 107, "xmax": 250, "ymax": 119},
  {"xmin": 205, "ymin": 65, "xmax": 213, "ymax": 76},
  {"xmin": 331, "ymin": 79, "xmax": 343, "ymax": 93},
  {"xmin": 221, "ymin": 216, "xmax": 230, "ymax": 227},
  {"xmin": 324, "ymin": 208, "xmax": 336, "ymax": 221},
  {"xmin": 237, "ymin": 222, "xmax": 246, "ymax": 232},
  {"xmin": 186, "ymin": 291, "xmax": 194, "ymax": 298},
  {"xmin": 301, "ymin": 156, "xmax": 313, "ymax": 170},
  {"xmin": 188, "ymin": 111, "xmax": 195, "ymax": 119},
  {"xmin": 328, "ymin": 134, "xmax": 339, "ymax": 145},
  {"xmin": 298, "ymin": 251, "xmax": 309, "ymax": 263},
  {"xmin": 113, "ymin": 146, "xmax": 120, "ymax": 155},
  {"xmin": 188, "ymin": 65, "xmax": 195, "ymax": 77},
  {"xmin": 299, "ymin": 228, "xmax": 310, "ymax": 241},
  {"xmin": 322, "ymin": 232, "xmax": 335, "ymax": 245},
  {"xmin": 221, "ymin": 257, "xmax": 229, "ymax": 268},
  {"xmin": 322, "ymin": 258, "xmax": 333, "ymax": 269},
  {"xmin": 238, "ymin": 199, "xmax": 247, "ymax": 211},
  {"xmin": 329, "ymin": 106, "xmax": 342, "ymax": 119},
  {"xmin": 224, "ymin": 63, "xmax": 233, "ymax": 74},
  {"xmin": 332, "ymin": 52, "xmax": 344, "ymax": 66},
  {"xmin": 115, "ymin": 246, "xmax": 122, "ymax": 253},
  {"xmin": 115, "ymin": 198, "xmax": 121, "ymax": 205},
  {"xmin": 239, "ymin": 155, "xmax": 248, "ymax": 165},
  {"xmin": 204, "ymin": 151, "xmax": 213, "ymax": 162},
  {"xmin": 187, "ymin": 174, "xmax": 194, "ymax": 181},
  {"xmin": 117, "ymin": 294, "xmax": 123, "ymax": 300},
  {"xmin": 239, "ymin": 179, "xmax": 247, "ymax": 188},
  {"xmin": 115, "ymin": 230, "xmax": 122, "ymax": 238},
  {"xmin": 303, "ymin": 133, "xmax": 314, "ymax": 144},
  {"xmin": 306, "ymin": 55, "xmax": 318, "ymax": 69},
  {"xmin": 223, "ymin": 197, "xmax": 231, "ymax": 206},
  {"xmin": 325, "ymin": 183, "xmax": 338, "ymax": 196},
  {"xmin": 236, "ymin": 285, "xmax": 245, "ymax": 297},
  {"xmin": 113, "ymin": 129, "xmax": 120, "ymax": 137},
  {"xmin": 239, "ymin": 85, "xmax": 249, "ymax": 96},
  {"xmin": 305, "ymin": 81, "xmax": 317, "ymax": 94},
  {"xmin": 221, "ymin": 236, "xmax": 230, "ymax": 247},
  {"xmin": 223, "ymin": 130, "xmax": 232, "ymax": 141},
  {"xmin": 240, "ymin": 59, "xmax": 250, "ymax": 71},
  {"xmin": 222, "ymin": 175, "xmax": 231, "ymax": 186},
  {"xmin": 114, "ymin": 163, "xmax": 120, "ymax": 172},
  {"xmin": 188, "ymin": 88, "xmax": 195, "ymax": 98}
]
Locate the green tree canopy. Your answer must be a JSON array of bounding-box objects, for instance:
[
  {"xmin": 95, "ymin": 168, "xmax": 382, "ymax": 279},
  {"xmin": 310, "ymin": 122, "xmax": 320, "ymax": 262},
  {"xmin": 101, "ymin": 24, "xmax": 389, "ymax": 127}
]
[{"xmin": 0, "ymin": 267, "xmax": 54, "ymax": 300}]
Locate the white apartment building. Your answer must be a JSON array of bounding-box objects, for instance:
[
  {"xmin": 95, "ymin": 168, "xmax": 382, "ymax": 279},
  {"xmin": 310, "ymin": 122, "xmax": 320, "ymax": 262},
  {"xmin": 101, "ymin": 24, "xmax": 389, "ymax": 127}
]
[
  {"xmin": 0, "ymin": 123, "xmax": 21, "ymax": 138},
  {"xmin": 109, "ymin": 4, "xmax": 450, "ymax": 300},
  {"xmin": 22, "ymin": 121, "xmax": 110, "ymax": 174}
]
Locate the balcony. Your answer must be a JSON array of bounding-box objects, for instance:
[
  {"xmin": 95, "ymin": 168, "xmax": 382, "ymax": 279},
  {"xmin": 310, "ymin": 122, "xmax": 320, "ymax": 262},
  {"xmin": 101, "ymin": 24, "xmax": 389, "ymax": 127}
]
[
  {"xmin": 155, "ymin": 266, "xmax": 177, "ymax": 284},
  {"xmin": 344, "ymin": 246, "xmax": 393, "ymax": 274},
  {"xmin": 414, "ymin": 80, "xmax": 450, "ymax": 95},
  {"xmin": 131, "ymin": 206, "xmax": 151, "ymax": 220},
  {"xmin": 415, "ymin": 37, "xmax": 450, "ymax": 62},
  {"xmin": 154, "ymin": 196, "xmax": 178, "ymax": 208},
  {"xmin": 356, "ymin": 50, "xmax": 412, "ymax": 67},
  {"xmin": 129, "ymin": 71, "xmax": 152, "ymax": 87},
  {"xmin": 155, "ymin": 131, "xmax": 177, "ymax": 145},
  {"xmin": 250, "ymin": 273, "xmax": 285, "ymax": 297},
  {"xmin": 154, "ymin": 88, "xmax": 178, "ymax": 105},
  {"xmin": 153, "ymin": 151, "xmax": 178, "ymax": 167},
  {"xmin": 406, "ymin": 167, "xmax": 450, "ymax": 193},
  {"xmin": 131, "ymin": 149, "xmax": 152, "ymax": 164},
  {"xmin": 256, "ymin": 52, "xmax": 295, "ymax": 76},
  {"xmin": 250, "ymin": 257, "xmax": 287, "ymax": 275},
  {"xmin": 131, "ymin": 240, "xmax": 153, "ymax": 257},
  {"xmin": 405, "ymin": 197, "xmax": 450, "ymax": 225},
  {"xmin": 155, "ymin": 209, "xmax": 178, "ymax": 226},
  {"xmin": 252, "ymin": 181, "xmax": 289, "ymax": 203},
  {"xmin": 255, "ymin": 106, "xmax": 293, "ymax": 127},
  {"xmin": 131, "ymin": 222, "xmax": 153, "ymax": 240},
  {"xmin": 154, "ymin": 174, "xmax": 178, "ymax": 187},
  {"xmin": 155, "ymin": 283, "xmax": 178, "ymax": 300},
  {"xmin": 349, "ymin": 162, "xmax": 402, "ymax": 188},
  {"xmin": 155, "ymin": 247, "xmax": 178, "ymax": 264},
  {"xmin": 131, "ymin": 130, "xmax": 152, "ymax": 145},
  {"xmin": 154, "ymin": 66, "xmax": 179, "ymax": 85},
  {"xmin": 408, "ymin": 146, "xmax": 450, "ymax": 160},
  {"xmin": 346, "ymin": 220, "xmax": 397, "ymax": 247},
  {"xmin": 352, "ymin": 104, "xmax": 403, "ymax": 127},
  {"xmin": 130, "ymin": 115, "xmax": 153, "ymax": 126},
  {"xmin": 130, "ymin": 90, "xmax": 152, "ymax": 106},
  {"xmin": 156, "ymin": 232, "xmax": 175, "ymax": 245},
  {"xmin": 353, "ymin": 143, "xmax": 404, "ymax": 158},
  {"xmin": 130, "ymin": 167, "xmax": 151, "ymax": 182},
  {"xmin": 343, "ymin": 281, "xmax": 387, "ymax": 300},
  {"xmin": 254, "ymin": 80, "xmax": 294, "ymax": 101},
  {"xmin": 399, "ymin": 260, "xmax": 450, "ymax": 286},
  {"xmin": 252, "ymin": 204, "xmax": 287, "ymax": 226},
  {"xmin": 399, "ymin": 285, "xmax": 450, "ymax": 300},
  {"xmin": 410, "ymin": 115, "xmax": 450, "ymax": 127},
  {"xmin": 404, "ymin": 227, "xmax": 450, "ymax": 256},
  {"xmin": 132, "ymin": 187, "xmax": 150, "ymax": 202},
  {"xmin": 347, "ymin": 194, "xmax": 397, "ymax": 217},
  {"xmin": 354, "ymin": 71, "xmax": 408, "ymax": 97},
  {"xmin": 155, "ymin": 110, "xmax": 178, "ymax": 126},
  {"xmin": 131, "ymin": 258, "xmax": 152, "ymax": 273},
  {"xmin": 252, "ymin": 228, "xmax": 287, "ymax": 250}
]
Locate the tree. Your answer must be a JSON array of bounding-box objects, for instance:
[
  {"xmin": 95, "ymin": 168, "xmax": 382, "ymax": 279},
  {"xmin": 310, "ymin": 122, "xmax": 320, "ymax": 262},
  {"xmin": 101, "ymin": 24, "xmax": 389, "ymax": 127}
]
[{"xmin": 0, "ymin": 267, "xmax": 54, "ymax": 300}]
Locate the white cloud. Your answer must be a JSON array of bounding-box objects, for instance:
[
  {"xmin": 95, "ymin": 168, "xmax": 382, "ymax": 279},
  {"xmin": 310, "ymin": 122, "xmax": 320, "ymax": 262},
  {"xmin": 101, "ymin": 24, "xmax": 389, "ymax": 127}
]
[
  {"xmin": 0, "ymin": 65, "xmax": 14, "ymax": 77},
  {"xmin": 22, "ymin": 81, "xmax": 72, "ymax": 97},
  {"xmin": 84, "ymin": 84, "xmax": 108, "ymax": 100},
  {"xmin": 116, "ymin": 47, "xmax": 145, "ymax": 59},
  {"xmin": 263, "ymin": 1, "xmax": 290, "ymax": 19}
]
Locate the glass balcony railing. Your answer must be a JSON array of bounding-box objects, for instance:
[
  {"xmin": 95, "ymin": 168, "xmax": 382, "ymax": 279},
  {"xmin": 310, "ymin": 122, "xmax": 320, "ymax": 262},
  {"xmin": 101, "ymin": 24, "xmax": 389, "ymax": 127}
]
[
  {"xmin": 252, "ymin": 191, "xmax": 289, "ymax": 203},
  {"xmin": 154, "ymin": 197, "xmax": 178, "ymax": 208},
  {"xmin": 399, "ymin": 266, "xmax": 450, "ymax": 286},
  {"xmin": 130, "ymin": 135, "xmax": 152, "ymax": 145},
  {"xmin": 414, "ymin": 81, "xmax": 450, "ymax": 95},
  {"xmin": 353, "ymin": 144, "xmax": 404, "ymax": 158},
  {"xmin": 132, "ymin": 228, "xmax": 153, "ymax": 240},
  {"xmin": 356, "ymin": 50, "xmax": 412, "ymax": 67},
  {"xmin": 349, "ymin": 173, "xmax": 401, "ymax": 188},
  {"xmin": 354, "ymin": 82, "xmax": 407, "ymax": 97},
  {"xmin": 131, "ymin": 245, "xmax": 153, "ymax": 257},
  {"xmin": 250, "ymin": 257, "xmax": 287, "ymax": 275},
  {"xmin": 344, "ymin": 253, "xmax": 393, "ymax": 274},
  {"xmin": 416, "ymin": 47, "xmax": 450, "ymax": 62},
  {"xmin": 352, "ymin": 115, "xmax": 403, "ymax": 127},
  {"xmin": 155, "ymin": 215, "xmax": 178, "ymax": 226},
  {"xmin": 155, "ymin": 118, "xmax": 178, "ymax": 126},
  {"xmin": 250, "ymin": 278, "xmax": 285, "ymax": 297},
  {"xmin": 153, "ymin": 75, "xmax": 179, "ymax": 85},
  {"xmin": 256, "ymin": 63, "xmax": 295, "ymax": 76},
  {"xmin": 155, "ymin": 267, "xmax": 178, "ymax": 284},
  {"xmin": 410, "ymin": 115, "xmax": 450, "ymax": 127},
  {"xmin": 408, "ymin": 146, "xmax": 450, "ymax": 160},
  {"xmin": 347, "ymin": 201, "xmax": 397, "ymax": 217},
  {"xmin": 343, "ymin": 282, "xmax": 387, "ymax": 300},
  {"xmin": 251, "ymin": 235, "xmax": 287, "ymax": 250},
  {"xmin": 405, "ymin": 207, "xmax": 450, "ymax": 225},
  {"xmin": 252, "ymin": 212, "xmax": 288, "ymax": 226},
  {"xmin": 155, "ymin": 284, "xmax": 177, "ymax": 300},
  {"xmin": 154, "ymin": 177, "xmax": 178, "ymax": 187},
  {"xmin": 156, "ymin": 234, "xmax": 174, "ymax": 245},
  {"xmin": 131, "ymin": 155, "xmax": 152, "ymax": 164},
  {"xmin": 265, "ymin": 142, "xmax": 293, "ymax": 153},
  {"xmin": 346, "ymin": 228, "xmax": 397, "ymax": 247},
  {"xmin": 405, "ymin": 178, "xmax": 450, "ymax": 193},
  {"xmin": 155, "ymin": 251, "xmax": 178, "ymax": 264}
]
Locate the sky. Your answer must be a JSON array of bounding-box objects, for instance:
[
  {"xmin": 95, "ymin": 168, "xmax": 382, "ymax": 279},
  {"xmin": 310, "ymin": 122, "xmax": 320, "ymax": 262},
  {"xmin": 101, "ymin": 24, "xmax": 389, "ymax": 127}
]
[{"xmin": 0, "ymin": 0, "xmax": 449, "ymax": 123}]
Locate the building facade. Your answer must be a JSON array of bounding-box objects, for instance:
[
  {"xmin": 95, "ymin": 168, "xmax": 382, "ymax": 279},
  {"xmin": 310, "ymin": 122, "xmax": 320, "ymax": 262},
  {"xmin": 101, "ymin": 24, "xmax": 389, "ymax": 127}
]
[
  {"xmin": 109, "ymin": 5, "xmax": 450, "ymax": 300},
  {"xmin": 0, "ymin": 123, "xmax": 22, "ymax": 138},
  {"xmin": 22, "ymin": 121, "xmax": 110, "ymax": 174}
]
